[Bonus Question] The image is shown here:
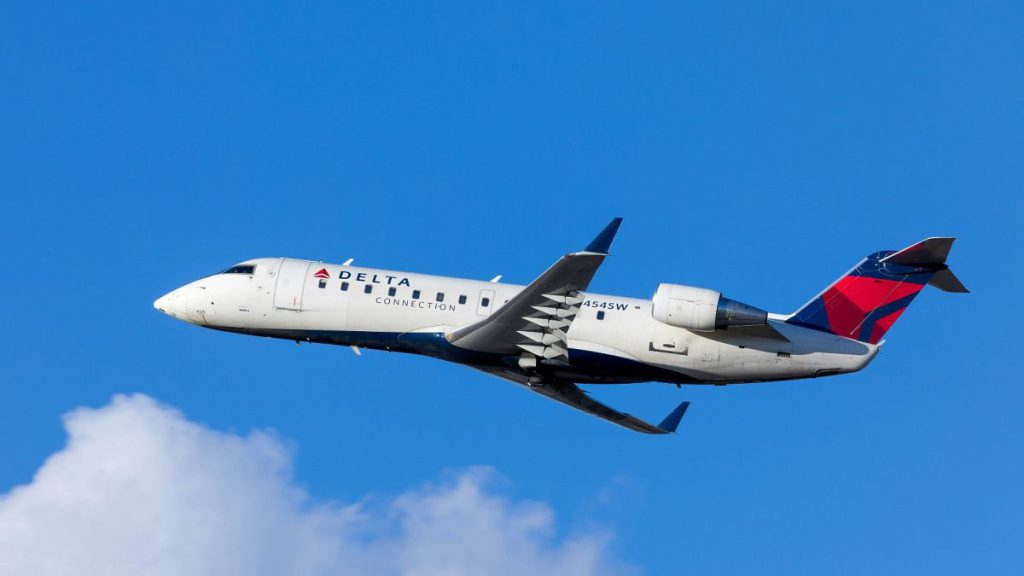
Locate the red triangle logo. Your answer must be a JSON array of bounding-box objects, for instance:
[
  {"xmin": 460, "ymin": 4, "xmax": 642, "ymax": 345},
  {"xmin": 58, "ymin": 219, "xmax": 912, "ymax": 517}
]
[{"xmin": 314, "ymin": 268, "xmax": 330, "ymax": 279}]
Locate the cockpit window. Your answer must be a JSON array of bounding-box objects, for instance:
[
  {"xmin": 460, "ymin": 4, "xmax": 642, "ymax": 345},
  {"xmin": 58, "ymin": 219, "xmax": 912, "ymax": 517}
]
[{"xmin": 221, "ymin": 265, "xmax": 255, "ymax": 275}]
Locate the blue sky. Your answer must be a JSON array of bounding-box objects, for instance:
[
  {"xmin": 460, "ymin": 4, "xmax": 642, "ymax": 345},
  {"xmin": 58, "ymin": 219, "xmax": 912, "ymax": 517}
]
[{"xmin": 1, "ymin": 2, "xmax": 1021, "ymax": 574}]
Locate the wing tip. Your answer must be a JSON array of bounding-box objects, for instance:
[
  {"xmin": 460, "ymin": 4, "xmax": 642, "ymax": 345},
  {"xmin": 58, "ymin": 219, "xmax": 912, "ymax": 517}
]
[
  {"xmin": 583, "ymin": 217, "xmax": 623, "ymax": 254},
  {"xmin": 657, "ymin": 400, "xmax": 691, "ymax": 434}
]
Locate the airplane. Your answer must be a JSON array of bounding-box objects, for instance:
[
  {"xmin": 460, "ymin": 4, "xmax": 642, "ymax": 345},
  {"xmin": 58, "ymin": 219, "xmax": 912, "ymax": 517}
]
[{"xmin": 153, "ymin": 218, "xmax": 967, "ymax": 434}]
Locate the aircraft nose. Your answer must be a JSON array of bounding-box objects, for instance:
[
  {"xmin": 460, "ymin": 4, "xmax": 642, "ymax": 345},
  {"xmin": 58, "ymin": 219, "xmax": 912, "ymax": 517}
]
[{"xmin": 153, "ymin": 288, "xmax": 188, "ymax": 320}]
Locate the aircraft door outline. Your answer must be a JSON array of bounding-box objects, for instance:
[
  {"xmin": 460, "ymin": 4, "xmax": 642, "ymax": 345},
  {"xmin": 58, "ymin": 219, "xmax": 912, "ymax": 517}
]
[{"xmin": 274, "ymin": 259, "xmax": 311, "ymax": 311}]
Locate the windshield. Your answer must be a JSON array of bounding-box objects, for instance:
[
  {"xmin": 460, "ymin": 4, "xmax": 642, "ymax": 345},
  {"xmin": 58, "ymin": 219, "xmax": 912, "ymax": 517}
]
[{"xmin": 220, "ymin": 264, "xmax": 255, "ymax": 275}]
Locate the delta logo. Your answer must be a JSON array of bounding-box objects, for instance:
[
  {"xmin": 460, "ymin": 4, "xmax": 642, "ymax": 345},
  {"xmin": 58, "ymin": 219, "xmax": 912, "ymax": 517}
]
[{"xmin": 313, "ymin": 268, "xmax": 330, "ymax": 279}]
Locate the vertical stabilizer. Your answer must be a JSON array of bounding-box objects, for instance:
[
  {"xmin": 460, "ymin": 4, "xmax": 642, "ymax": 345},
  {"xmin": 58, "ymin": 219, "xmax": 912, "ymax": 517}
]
[{"xmin": 786, "ymin": 238, "xmax": 966, "ymax": 343}]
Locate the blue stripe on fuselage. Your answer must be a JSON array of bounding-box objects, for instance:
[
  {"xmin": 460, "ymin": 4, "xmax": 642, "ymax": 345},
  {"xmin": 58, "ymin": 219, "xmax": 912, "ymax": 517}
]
[{"xmin": 209, "ymin": 326, "xmax": 697, "ymax": 384}]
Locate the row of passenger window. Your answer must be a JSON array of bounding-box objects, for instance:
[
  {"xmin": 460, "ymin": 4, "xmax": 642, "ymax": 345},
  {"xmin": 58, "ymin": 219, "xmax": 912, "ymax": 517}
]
[
  {"xmin": 317, "ymin": 278, "xmax": 477, "ymax": 305},
  {"xmin": 314, "ymin": 277, "xmax": 609, "ymax": 321}
]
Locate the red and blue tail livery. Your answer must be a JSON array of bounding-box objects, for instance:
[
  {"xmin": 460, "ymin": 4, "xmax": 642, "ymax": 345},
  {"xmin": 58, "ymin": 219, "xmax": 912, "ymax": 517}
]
[{"xmin": 787, "ymin": 238, "xmax": 968, "ymax": 344}]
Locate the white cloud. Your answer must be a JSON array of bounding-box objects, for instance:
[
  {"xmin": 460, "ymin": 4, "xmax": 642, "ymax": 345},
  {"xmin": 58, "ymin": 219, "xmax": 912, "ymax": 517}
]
[{"xmin": 0, "ymin": 394, "xmax": 628, "ymax": 576}]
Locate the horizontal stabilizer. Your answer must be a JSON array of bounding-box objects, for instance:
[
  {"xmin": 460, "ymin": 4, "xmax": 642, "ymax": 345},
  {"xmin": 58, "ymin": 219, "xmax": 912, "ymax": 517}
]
[
  {"xmin": 929, "ymin": 268, "xmax": 970, "ymax": 293},
  {"xmin": 880, "ymin": 237, "xmax": 955, "ymax": 267},
  {"xmin": 882, "ymin": 237, "xmax": 969, "ymax": 293}
]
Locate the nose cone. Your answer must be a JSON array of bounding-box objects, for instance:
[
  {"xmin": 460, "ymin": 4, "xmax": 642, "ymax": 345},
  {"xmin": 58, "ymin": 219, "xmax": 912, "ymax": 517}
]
[{"xmin": 153, "ymin": 288, "xmax": 188, "ymax": 320}]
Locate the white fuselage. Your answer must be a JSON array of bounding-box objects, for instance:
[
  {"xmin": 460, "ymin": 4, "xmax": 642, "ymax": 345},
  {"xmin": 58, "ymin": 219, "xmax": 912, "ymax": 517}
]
[{"xmin": 155, "ymin": 257, "xmax": 878, "ymax": 385}]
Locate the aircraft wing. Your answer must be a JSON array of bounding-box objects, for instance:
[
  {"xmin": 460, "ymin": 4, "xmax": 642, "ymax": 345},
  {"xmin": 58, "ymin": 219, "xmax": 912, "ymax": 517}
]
[
  {"xmin": 471, "ymin": 365, "xmax": 690, "ymax": 435},
  {"xmin": 447, "ymin": 218, "xmax": 623, "ymax": 357}
]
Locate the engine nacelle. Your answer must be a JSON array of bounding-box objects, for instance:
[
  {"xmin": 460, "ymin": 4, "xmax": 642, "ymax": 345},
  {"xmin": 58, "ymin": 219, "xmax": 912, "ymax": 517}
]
[{"xmin": 651, "ymin": 283, "xmax": 767, "ymax": 332}]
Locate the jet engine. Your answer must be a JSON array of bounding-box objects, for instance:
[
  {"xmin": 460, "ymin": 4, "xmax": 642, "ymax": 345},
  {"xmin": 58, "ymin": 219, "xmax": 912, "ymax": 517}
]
[{"xmin": 651, "ymin": 283, "xmax": 767, "ymax": 332}]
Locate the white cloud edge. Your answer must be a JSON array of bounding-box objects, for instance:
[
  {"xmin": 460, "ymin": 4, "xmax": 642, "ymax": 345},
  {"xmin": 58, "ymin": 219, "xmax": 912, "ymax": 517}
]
[{"xmin": 0, "ymin": 393, "xmax": 632, "ymax": 576}]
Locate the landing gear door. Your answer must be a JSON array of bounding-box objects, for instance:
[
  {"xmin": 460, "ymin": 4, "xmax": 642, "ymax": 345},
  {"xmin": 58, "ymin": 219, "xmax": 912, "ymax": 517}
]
[
  {"xmin": 274, "ymin": 259, "xmax": 311, "ymax": 311},
  {"xmin": 477, "ymin": 289, "xmax": 495, "ymax": 316}
]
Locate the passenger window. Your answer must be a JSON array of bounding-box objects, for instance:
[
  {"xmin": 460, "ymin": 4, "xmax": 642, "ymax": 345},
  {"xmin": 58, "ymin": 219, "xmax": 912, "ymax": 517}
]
[
  {"xmin": 413, "ymin": 290, "xmax": 421, "ymax": 299},
  {"xmin": 364, "ymin": 285, "xmax": 373, "ymax": 294},
  {"xmin": 436, "ymin": 292, "xmax": 444, "ymax": 302},
  {"xmin": 481, "ymin": 297, "xmax": 490, "ymax": 307},
  {"xmin": 341, "ymin": 282, "xmax": 349, "ymax": 291},
  {"xmin": 597, "ymin": 311, "xmax": 605, "ymax": 320},
  {"xmin": 318, "ymin": 279, "xmax": 327, "ymax": 289},
  {"xmin": 388, "ymin": 287, "xmax": 397, "ymax": 297},
  {"xmin": 458, "ymin": 295, "xmax": 467, "ymax": 304}
]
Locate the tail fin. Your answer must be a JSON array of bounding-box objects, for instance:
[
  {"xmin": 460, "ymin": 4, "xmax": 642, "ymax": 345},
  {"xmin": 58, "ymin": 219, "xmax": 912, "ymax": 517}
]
[{"xmin": 786, "ymin": 238, "xmax": 967, "ymax": 344}]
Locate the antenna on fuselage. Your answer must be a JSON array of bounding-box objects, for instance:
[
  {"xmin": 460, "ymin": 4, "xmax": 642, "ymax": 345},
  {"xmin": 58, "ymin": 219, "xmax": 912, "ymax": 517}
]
[
  {"xmin": 342, "ymin": 258, "xmax": 354, "ymax": 266},
  {"xmin": 490, "ymin": 275, "xmax": 502, "ymax": 282}
]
